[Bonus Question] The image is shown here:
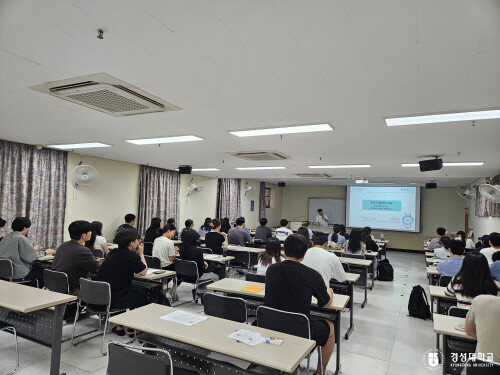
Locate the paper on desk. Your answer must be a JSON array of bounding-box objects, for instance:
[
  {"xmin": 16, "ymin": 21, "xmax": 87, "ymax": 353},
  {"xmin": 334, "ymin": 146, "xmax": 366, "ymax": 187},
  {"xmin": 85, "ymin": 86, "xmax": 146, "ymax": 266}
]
[
  {"xmin": 228, "ymin": 329, "xmax": 265, "ymax": 346},
  {"xmin": 146, "ymin": 269, "xmax": 162, "ymax": 275},
  {"xmin": 203, "ymin": 254, "xmax": 219, "ymax": 260},
  {"xmin": 160, "ymin": 311, "xmax": 207, "ymax": 326},
  {"xmin": 241, "ymin": 285, "xmax": 264, "ymax": 293}
]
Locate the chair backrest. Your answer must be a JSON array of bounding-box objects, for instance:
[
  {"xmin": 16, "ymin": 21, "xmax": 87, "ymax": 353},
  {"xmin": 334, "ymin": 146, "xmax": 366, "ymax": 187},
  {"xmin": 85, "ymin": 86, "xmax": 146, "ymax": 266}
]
[
  {"xmin": 143, "ymin": 242, "xmax": 154, "ymax": 256},
  {"xmin": 256, "ymin": 306, "xmax": 310, "ymax": 339},
  {"xmin": 90, "ymin": 248, "xmax": 105, "ymax": 259},
  {"xmin": 341, "ymin": 262, "xmax": 350, "ymax": 273},
  {"xmin": 465, "ymin": 357, "xmax": 500, "ymax": 375},
  {"xmin": 245, "ymin": 273, "xmax": 266, "ymax": 283},
  {"xmin": 227, "ymin": 250, "xmax": 250, "ymax": 265},
  {"xmin": 173, "ymin": 258, "xmax": 199, "ymax": 280},
  {"xmin": 439, "ymin": 275, "xmax": 453, "ymax": 287},
  {"xmin": 200, "ymin": 247, "xmax": 212, "ymax": 254},
  {"xmin": 448, "ymin": 306, "xmax": 468, "ymax": 318},
  {"xmin": 43, "ymin": 269, "xmax": 69, "ymax": 294},
  {"xmin": 79, "ymin": 278, "xmax": 111, "ymax": 306},
  {"xmin": 0, "ymin": 258, "xmax": 13, "ymax": 281},
  {"xmin": 341, "ymin": 253, "xmax": 366, "ymax": 260},
  {"xmin": 107, "ymin": 342, "xmax": 172, "ymax": 375},
  {"xmin": 144, "ymin": 255, "xmax": 161, "ymax": 269},
  {"xmin": 203, "ymin": 293, "xmax": 247, "ymax": 323}
]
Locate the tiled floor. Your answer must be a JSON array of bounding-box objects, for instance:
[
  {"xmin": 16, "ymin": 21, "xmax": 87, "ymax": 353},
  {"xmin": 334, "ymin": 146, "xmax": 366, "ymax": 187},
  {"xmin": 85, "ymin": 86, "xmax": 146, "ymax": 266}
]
[{"xmin": 0, "ymin": 251, "xmax": 439, "ymax": 374}]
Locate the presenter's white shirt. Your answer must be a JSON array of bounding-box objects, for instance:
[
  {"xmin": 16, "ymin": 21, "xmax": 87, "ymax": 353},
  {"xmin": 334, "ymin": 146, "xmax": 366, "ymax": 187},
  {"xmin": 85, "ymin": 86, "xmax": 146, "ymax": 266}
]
[
  {"xmin": 275, "ymin": 228, "xmax": 293, "ymax": 241},
  {"xmin": 315, "ymin": 214, "xmax": 329, "ymax": 227},
  {"xmin": 302, "ymin": 246, "xmax": 347, "ymax": 286}
]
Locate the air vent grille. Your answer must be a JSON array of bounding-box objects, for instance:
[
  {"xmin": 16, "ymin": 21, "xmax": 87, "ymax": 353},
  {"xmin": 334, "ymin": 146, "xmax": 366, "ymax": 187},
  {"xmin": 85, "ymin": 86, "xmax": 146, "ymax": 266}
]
[
  {"xmin": 295, "ymin": 173, "xmax": 332, "ymax": 178},
  {"xmin": 230, "ymin": 151, "xmax": 289, "ymax": 161},
  {"xmin": 68, "ymin": 89, "xmax": 149, "ymax": 113}
]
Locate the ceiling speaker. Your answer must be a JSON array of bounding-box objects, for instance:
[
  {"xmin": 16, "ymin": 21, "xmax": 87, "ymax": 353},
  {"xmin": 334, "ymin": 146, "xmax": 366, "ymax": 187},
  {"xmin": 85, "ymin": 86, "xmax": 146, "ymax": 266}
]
[
  {"xmin": 426, "ymin": 182, "xmax": 437, "ymax": 189},
  {"xmin": 178, "ymin": 165, "xmax": 192, "ymax": 174},
  {"xmin": 278, "ymin": 181, "xmax": 286, "ymax": 187},
  {"xmin": 419, "ymin": 158, "xmax": 443, "ymax": 172}
]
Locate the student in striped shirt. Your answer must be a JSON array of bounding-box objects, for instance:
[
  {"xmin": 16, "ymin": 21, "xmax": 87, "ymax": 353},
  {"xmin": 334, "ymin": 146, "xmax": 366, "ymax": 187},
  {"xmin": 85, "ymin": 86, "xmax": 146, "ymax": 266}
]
[{"xmin": 444, "ymin": 252, "xmax": 500, "ymax": 309}]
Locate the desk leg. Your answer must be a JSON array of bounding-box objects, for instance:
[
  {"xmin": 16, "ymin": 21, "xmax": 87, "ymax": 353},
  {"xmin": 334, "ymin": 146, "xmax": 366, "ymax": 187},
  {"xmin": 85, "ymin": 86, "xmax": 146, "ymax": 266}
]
[
  {"xmin": 431, "ymin": 296, "xmax": 434, "ymax": 315},
  {"xmin": 361, "ymin": 268, "xmax": 368, "ymax": 308},
  {"xmin": 50, "ymin": 304, "xmax": 66, "ymax": 375},
  {"xmin": 334, "ymin": 311, "xmax": 341, "ymax": 375},
  {"xmin": 344, "ymin": 282, "xmax": 354, "ymax": 339},
  {"xmin": 370, "ymin": 261, "xmax": 376, "ymax": 290}
]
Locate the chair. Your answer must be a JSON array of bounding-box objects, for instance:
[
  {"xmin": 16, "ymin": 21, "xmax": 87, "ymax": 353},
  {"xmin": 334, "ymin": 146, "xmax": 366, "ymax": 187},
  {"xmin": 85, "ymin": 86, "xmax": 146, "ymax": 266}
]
[
  {"xmin": 173, "ymin": 259, "xmax": 214, "ymax": 306},
  {"xmin": 257, "ymin": 306, "xmax": 323, "ymax": 375},
  {"xmin": 200, "ymin": 247, "xmax": 212, "ymax": 254},
  {"xmin": 465, "ymin": 357, "xmax": 500, "ymax": 374},
  {"xmin": 43, "ymin": 269, "xmax": 79, "ymax": 322},
  {"xmin": 439, "ymin": 275, "xmax": 453, "ymax": 287},
  {"xmin": 341, "ymin": 263, "xmax": 350, "ymax": 273},
  {"xmin": 0, "ymin": 258, "xmax": 38, "ymax": 287},
  {"xmin": 226, "ymin": 250, "xmax": 250, "ymax": 273},
  {"xmin": 144, "ymin": 255, "xmax": 161, "ymax": 269},
  {"xmin": 90, "ymin": 248, "xmax": 105, "ymax": 259},
  {"xmin": 448, "ymin": 306, "xmax": 468, "ymax": 318},
  {"xmin": 107, "ymin": 341, "xmax": 173, "ymax": 375},
  {"xmin": 0, "ymin": 322, "xmax": 19, "ymax": 375},
  {"xmin": 245, "ymin": 273, "xmax": 266, "ymax": 283},
  {"xmin": 143, "ymin": 242, "xmax": 154, "ymax": 257},
  {"xmin": 202, "ymin": 293, "xmax": 247, "ymax": 323},
  {"xmin": 71, "ymin": 278, "xmax": 125, "ymax": 355}
]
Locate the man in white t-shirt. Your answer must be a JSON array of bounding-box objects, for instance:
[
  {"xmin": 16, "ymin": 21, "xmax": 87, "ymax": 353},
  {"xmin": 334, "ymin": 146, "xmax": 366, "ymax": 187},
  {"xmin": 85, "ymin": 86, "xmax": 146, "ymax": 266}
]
[
  {"xmin": 315, "ymin": 209, "xmax": 329, "ymax": 227},
  {"xmin": 302, "ymin": 232, "xmax": 346, "ymax": 286},
  {"xmin": 480, "ymin": 232, "xmax": 500, "ymax": 265},
  {"xmin": 275, "ymin": 219, "xmax": 293, "ymax": 241},
  {"xmin": 152, "ymin": 223, "xmax": 178, "ymax": 269}
]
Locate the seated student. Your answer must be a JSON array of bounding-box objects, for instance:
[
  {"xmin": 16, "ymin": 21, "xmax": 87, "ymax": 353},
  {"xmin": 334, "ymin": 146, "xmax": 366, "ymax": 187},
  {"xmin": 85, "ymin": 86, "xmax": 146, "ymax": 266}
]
[
  {"xmin": 179, "ymin": 219, "xmax": 201, "ymax": 241},
  {"xmin": 96, "ymin": 229, "xmax": 148, "ymax": 336},
  {"xmin": 52, "ymin": 220, "xmax": 101, "ymax": 296},
  {"xmin": 0, "ymin": 216, "xmax": 6, "ymax": 241},
  {"xmin": 480, "ymin": 232, "xmax": 500, "ymax": 265},
  {"xmin": 475, "ymin": 234, "xmax": 489, "ymax": 251},
  {"xmin": 220, "ymin": 217, "xmax": 231, "ymax": 234},
  {"xmin": 200, "ymin": 217, "xmax": 213, "ymax": 232},
  {"xmin": 364, "ymin": 226, "xmax": 375, "ymax": 240},
  {"xmin": 144, "ymin": 217, "xmax": 162, "ymax": 244},
  {"xmin": 264, "ymin": 234, "xmax": 335, "ymax": 375},
  {"xmin": 115, "ymin": 214, "xmax": 142, "ymax": 241},
  {"xmin": 256, "ymin": 238, "xmax": 284, "ymax": 276},
  {"xmin": 302, "ymin": 221, "xmax": 313, "ymax": 238},
  {"xmin": 204, "ymin": 218, "xmax": 227, "ymax": 255},
  {"xmin": 455, "ymin": 230, "xmax": 475, "ymax": 249},
  {"xmin": 444, "ymin": 252, "xmax": 500, "ymax": 308},
  {"xmin": 433, "ymin": 236, "xmax": 451, "ymax": 260},
  {"xmin": 362, "ymin": 228, "xmax": 379, "ymax": 252},
  {"xmin": 85, "ymin": 221, "xmax": 110, "ymax": 255},
  {"xmin": 330, "ymin": 224, "xmax": 345, "ymax": 245},
  {"xmin": 0, "ymin": 216, "xmax": 55, "ymax": 283},
  {"xmin": 275, "ymin": 219, "xmax": 293, "ymax": 241},
  {"xmin": 328, "ymin": 232, "xmax": 338, "ymax": 245},
  {"xmin": 427, "ymin": 227, "xmax": 446, "ymax": 251},
  {"xmin": 302, "ymin": 232, "xmax": 347, "ymax": 286},
  {"xmin": 344, "ymin": 228, "xmax": 366, "ymax": 254},
  {"xmin": 227, "ymin": 217, "xmax": 254, "ymax": 246},
  {"xmin": 490, "ymin": 251, "xmax": 500, "ymax": 281},
  {"xmin": 436, "ymin": 240, "xmax": 465, "ymax": 277},
  {"xmin": 152, "ymin": 223, "xmax": 178, "ymax": 270},
  {"xmin": 297, "ymin": 226, "xmax": 312, "ymax": 247},
  {"xmin": 254, "ymin": 217, "xmax": 273, "ymax": 242},
  {"xmin": 179, "ymin": 229, "xmax": 219, "ymax": 289},
  {"xmin": 166, "ymin": 218, "xmax": 179, "ymax": 240},
  {"xmin": 339, "ymin": 224, "xmax": 349, "ymax": 240},
  {"xmin": 465, "ymin": 294, "xmax": 500, "ymax": 363}
]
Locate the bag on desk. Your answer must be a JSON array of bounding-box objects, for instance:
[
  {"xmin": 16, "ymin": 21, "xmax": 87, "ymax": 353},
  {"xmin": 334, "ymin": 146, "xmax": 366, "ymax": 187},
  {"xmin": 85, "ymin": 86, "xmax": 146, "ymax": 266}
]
[
  {"xmin": 376, "ymin": 259, "xmax": 394, "ymax": 281},
  {"xmin": 408, "ymin": 285, "xmax": 431, "ymax": 320}
]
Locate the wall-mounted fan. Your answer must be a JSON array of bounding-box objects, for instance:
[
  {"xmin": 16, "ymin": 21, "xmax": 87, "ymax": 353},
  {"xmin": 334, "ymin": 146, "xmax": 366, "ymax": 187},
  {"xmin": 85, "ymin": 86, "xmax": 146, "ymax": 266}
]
[
  {"xmin": 244, "ymin": 185, "xmax": 255, "ymax": 195},
  {"xmin": 457, "ymin": 186, "xmax": 472, "ymax": 200},
  {"xmin": 186, "ymin": 183, "xmax": 204, "ymax": 196},
  {"xmin": 479, "ymin": 183, "xmax": 500, "ymax": 203},
  {"xmin": 72, "ymin": 165, "xmax": 98, "ymax": 187}
]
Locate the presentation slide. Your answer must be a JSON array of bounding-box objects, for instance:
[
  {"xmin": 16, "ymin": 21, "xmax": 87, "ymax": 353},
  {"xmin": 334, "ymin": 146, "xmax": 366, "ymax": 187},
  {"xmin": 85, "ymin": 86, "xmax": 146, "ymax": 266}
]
[{"xmin": 346, "ymin": 186, "xmax": 421, "ymax": 232}]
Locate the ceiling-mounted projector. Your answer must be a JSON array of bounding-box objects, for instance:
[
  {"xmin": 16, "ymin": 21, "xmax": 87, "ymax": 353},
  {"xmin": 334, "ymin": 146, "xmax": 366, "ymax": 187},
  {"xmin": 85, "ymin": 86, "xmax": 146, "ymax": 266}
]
[{"xmin": 419, "ymin": 158, "xmax": 443, "ymax": 172}]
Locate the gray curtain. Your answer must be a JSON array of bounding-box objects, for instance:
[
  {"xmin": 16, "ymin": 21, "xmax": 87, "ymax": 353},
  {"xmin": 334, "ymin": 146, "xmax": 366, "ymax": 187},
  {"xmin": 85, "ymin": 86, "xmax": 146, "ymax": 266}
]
[
  {"xmin": 0, "ymin": 140, "xmax": 67, "ymax": 248},
  {"xmin": 218, "ymin": 178, "xmax": 241, "ymax": 222},
  {"xmin": 259, "ymin": 182, "xmax": 266, "ymax": 219},
  {"xmin": 475, "ymin": 174, "xmax": 500, "ymax": 217},
  {"xmin": 137, "ymin": 165, "xmax": 180, "ymax": 234}
]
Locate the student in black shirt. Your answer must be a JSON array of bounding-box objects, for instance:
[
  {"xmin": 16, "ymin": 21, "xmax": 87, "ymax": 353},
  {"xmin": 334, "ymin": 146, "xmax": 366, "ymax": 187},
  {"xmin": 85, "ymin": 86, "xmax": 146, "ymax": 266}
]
[
  {"xmin": 362, "ymin": 228, "xmax": 379, "ymax": 252},
  {"xmin": 144, "ymin": 217, "xmax": 162, "ymax": 243},
  {"xmin": 204, "ymin": 218, "xmax": 227, "ymax": 255},
  {"xmin": 220, "ymin": 217, "xmax": 231, "ymax": 234},
  {"xmin": 180, "ymin": 229, "xmax": 219, "ymax": 286},
  {"xmin": 254, "ymin": 217, "xmax": 273, "ymax": 242},
  {"xmin": 114, "ymin": 213, "xmax": 142, "ymax": 242},
  {"xmin": 264, "ymin": 234, "xmax": 334, "ymax": 375}
]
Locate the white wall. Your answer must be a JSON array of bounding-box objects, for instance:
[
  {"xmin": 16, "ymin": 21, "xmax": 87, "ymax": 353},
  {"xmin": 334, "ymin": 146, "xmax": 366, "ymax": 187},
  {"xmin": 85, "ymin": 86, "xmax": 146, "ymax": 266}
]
[
  {"xmin": 468, "ymin": 178, "xmax": 500, "ymax": 238},
  {"xmin": 64, "ymin": 153, "xmax": 140, "ymax": 242},
  {"xmin": 179, "ymin": 174, "xmax": 218, "ymax": 230}
]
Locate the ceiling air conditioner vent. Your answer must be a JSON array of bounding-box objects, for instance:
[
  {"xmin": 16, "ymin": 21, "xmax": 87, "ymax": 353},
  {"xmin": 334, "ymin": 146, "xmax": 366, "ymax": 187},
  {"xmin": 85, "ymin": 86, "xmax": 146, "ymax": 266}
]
[
  {"xmin": 295, "ymin": 173, "xmax": 332, "ymax": 178},
  {"xmin": 230, "ymin": 151, "xmax": 290, "ymax": 161},
  {"xmin": 30, "ymin": 73, "xmax": 181, "ymax": 117}
]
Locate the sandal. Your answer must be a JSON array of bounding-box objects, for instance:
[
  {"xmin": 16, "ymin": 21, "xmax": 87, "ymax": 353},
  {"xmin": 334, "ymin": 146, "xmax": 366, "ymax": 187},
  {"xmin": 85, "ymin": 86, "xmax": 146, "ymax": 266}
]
[{"xmin": 112, "ymin": 326, "xmax": 125, "ymax": 336}]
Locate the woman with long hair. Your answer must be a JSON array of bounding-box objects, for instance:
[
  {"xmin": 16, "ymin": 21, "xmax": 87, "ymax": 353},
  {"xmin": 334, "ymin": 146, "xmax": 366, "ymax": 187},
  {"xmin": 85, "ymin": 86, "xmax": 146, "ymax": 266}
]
[
  {"xmin": 144, "ymin": 217, "xmax": 162, "ymax": 243},
  {"xmin": 456, "ymin": 230, "xmax": 475, "ymax": 249},
  {"xmin": 180, "ymin": 229, "xmax": 219, "ymax": 287},
  {"xmin": 85, "ymin": 221, "xmax": 110, "ymax": 254},
  {"xmin": 339, "ymin": 224, "xmax": 350, "ymax": 240},
  {"xmin": 444, "ymin": 251, "xmax": 500, "ymax": 308},
  {"xmin": 257, "ymin": 238, "xmax": 283, "ymax": 276},
  {"xmin": 220, "ymin": 217, "xmax": 231, "ymax": 234},
  {"xmin": 345, "ymin": 228, "xmax": 366, "ymax": 254},
  {"xmin": 297, "ymin": 226, "xmax": 312, "ymax": 247},
  {"xmin": 200, "ymin": 217, "xmax": 213, "ymax": 232}
]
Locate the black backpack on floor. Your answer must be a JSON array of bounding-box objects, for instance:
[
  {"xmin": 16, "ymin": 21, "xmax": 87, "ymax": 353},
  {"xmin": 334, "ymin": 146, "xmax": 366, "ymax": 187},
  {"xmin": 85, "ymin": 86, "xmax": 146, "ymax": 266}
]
[
  {"xmin": 408, "ymin": 285, "xmax": 432, "ymax": 320},
  {"xmin": 376, "ymin": 259, "xmax": 394, "ymax": 281}
]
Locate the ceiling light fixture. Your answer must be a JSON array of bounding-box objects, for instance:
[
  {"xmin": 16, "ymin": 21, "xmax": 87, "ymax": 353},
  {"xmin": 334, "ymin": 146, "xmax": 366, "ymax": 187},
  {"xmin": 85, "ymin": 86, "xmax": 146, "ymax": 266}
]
[
  {"xmin": 235, "ymin": 167, "xmax": 287, "ymax": 170},
  {"xmin": 126, "ymin": 135, "xmax": 204, "ymax": 145},
  {"xmin": 175, "ymin": 168, "xmax": 220, "ymax": 172},
  {"xmin": 47, "ymin": 142, "xmax": 111, "ymax": 150},
  {"xmin": 355, "ymin": 179, "xmax": 369, "ymax": 184},
  {"xmin": 402, "ymin": 162, "xmax": 484, "ymax": 167},
  {"xmin": 308, "ymin": 164, "xmax": 371, "ymax": 169},
  {"xmin": 230, "ymin": 124, "xmax": 333, "ymax": 137},
  {"xmin": 386, "ymin": 109, "xmax": 500, "ymax": 126}
]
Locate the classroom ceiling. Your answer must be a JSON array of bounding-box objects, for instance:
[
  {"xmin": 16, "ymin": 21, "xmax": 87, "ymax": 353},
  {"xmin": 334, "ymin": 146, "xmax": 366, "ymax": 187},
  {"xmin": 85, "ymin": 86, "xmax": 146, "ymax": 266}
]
[{"xmin": 1, "ymin": 0, "xmax": 499, "ymax": 187}]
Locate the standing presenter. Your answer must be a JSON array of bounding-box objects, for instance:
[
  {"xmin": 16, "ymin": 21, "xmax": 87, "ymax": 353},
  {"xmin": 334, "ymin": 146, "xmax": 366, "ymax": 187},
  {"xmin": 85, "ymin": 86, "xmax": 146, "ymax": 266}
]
[{"xmin": 315, "ymin": 209, "xmax": 329, "ymax": 227}]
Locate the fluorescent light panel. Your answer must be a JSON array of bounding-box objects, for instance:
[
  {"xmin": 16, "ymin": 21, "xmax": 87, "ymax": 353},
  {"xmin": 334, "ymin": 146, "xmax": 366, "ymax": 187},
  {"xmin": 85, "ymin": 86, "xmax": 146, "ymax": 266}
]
[
  {"xmin": 308, "ymin": 164, "xmax": 371, "ymax": 169},
  {"xmin": 126, "ymin": 135, "xmax": 203, "ymax": 145},
  {"xmin": 402, "ymin": 162, "xmax": 484, "ymax": 167},
  {"xmin": 230, "ymin": 124, "xmax": 332, "ymax": 137},
  {"xmin": 386, "ymin": 109, "xmax": 500, "ymax": 126},
  {"xmin": 48, "ymin": 142, "xmax": 111, "ymax": 149},
  {"xmin": 235, "ymin": 167, "xmax": 287, "ymax": 170}
]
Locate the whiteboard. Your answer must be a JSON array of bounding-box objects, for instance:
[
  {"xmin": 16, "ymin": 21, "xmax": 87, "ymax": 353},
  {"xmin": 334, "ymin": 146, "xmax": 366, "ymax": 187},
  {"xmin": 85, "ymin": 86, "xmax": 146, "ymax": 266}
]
[{"xmin": 308, "ymin": 198, "xmax": 346, "ymax": 225}]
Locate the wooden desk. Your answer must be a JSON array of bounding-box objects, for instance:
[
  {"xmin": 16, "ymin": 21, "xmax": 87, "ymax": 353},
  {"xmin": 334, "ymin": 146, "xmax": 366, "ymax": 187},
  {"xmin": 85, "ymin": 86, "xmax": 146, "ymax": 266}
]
[
  {"xmin": 426, "ymin": 257, "xmax": 445, "ymax": 264},
  {"xmin": 37, "ymin": 254, "xmax": 54, "ymax": 262},
  {"xmin": 203, "ymin": 254, "xmax": 234, "ymax": 264},
  {"xmin": 427, "ymin": 266, "xmax": 441, "ymax": 275},
  {"xmin": 226, "ymin": 245, "xmax": 265, "ymax": 254},
  {"xmin": 425, "ymin": 251, "xmax": 435, "ymax": 257},
  {"xmin": 0, "ymin": 280, "xmax": 77, "ymax": 375},
  {"xmin": 429, "ymin": 285, "xmax": 455, "ymax": 315},
  {"xmin": 339, "ymin": 257, "xmax": 372, "ymax": 307},
  {"xmin": 135, "ymin": 269, "xmax": 176, "ymax": 281},
  {"xmin": 109, "ymin": 304, "xmax": 315, "ymax": 373},
  {"xmin": 207, "ymin": 278, "xmax": 348, "ymax": 375}
]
